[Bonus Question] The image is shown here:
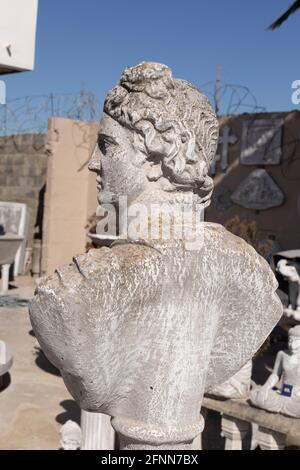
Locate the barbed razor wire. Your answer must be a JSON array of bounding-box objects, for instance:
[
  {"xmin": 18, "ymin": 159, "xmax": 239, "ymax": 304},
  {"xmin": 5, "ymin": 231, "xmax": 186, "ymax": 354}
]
[{"xmin": 0, "ymin": 90, "xmax": 100, "ymax": 136}]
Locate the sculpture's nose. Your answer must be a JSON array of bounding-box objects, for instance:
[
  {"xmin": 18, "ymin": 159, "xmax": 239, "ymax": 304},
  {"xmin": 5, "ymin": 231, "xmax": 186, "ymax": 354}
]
[{"xmin": 88, "ymin": 143, "xmax": 101, "ymax": 173}]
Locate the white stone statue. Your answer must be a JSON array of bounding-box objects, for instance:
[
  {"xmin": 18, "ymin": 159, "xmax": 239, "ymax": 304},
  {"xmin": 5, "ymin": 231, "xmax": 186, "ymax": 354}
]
[
  {"xmin": 29, "ymin": 62, "xmax": 282, "ymax": 450},
  {"xmin": 276, "ymin": 259, "xmax": 300, "ymax": 321},
  {"xmin": 211, "ymin": 360, "xmax": 252, "ymax": 399},
  {"xmin": 60, "ymin": 420, "xmax": 81, "ymax": 450},
  {"xmin": 251, "ymin": 326, "xmax": 300, "ymax": 418}
]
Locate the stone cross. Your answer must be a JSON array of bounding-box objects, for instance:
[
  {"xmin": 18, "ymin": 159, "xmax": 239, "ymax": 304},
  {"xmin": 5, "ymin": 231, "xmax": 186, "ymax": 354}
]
[{"xmin": 210, "ymin": 125, "xmax": 237, "ymax": 175}]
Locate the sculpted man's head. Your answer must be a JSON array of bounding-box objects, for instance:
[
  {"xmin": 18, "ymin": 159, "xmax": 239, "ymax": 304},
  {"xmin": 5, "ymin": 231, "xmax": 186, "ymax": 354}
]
[{"xmin": 89, "ymin": 62, "xmax": 219, "ymax": 208}]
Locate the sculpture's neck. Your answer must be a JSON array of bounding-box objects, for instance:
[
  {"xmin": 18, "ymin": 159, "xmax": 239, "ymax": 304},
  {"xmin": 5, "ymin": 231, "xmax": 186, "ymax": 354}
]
[
  {"xmin": 118, "ymin": 193, "xmax": 205, "ymax": 243},
  {"xmin": 95, "ymin": 191, "xmax": 206, "ymax": 245}
]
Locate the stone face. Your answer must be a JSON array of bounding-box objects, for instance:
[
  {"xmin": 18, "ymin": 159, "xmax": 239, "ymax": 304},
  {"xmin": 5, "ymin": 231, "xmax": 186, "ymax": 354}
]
[
  {"xmin": 240, "ymin": 119, "xmax": 283, "ymax": 165},
  {"xmin": 231, "ymin": 169, "xmax": 285, "ymax": 210},
  {"xmin": 29, "ymin": 62, "xmax": 282, "ymax": 450}
]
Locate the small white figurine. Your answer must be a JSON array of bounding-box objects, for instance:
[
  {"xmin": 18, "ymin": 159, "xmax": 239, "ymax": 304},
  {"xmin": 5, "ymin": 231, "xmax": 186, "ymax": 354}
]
[
  {"xmin": 276, "ymin": 259, "xmax": 300, "ymax": 321},
  {"xmin": 60, "ymin": 420, "xmax": 81, "ymax": 450},
  {"xmin": 251, "ymin": 326, "xmax": 300, "ymax": 418}
]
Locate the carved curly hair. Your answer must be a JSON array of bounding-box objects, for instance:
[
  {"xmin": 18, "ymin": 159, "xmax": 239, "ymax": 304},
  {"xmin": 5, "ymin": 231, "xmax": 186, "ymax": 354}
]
[{"xmin": 104, "ymin": 62, "xmax": 219, "ymax": 202}]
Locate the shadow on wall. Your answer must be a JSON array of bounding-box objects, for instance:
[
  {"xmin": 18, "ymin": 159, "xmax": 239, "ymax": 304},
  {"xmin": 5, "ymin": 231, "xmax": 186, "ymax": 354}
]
[
  {"xmin": 34, "ymin": 183, "xmax": 46, "ymax": 240},
  {"xmin": 206, "ymin": 111, "xmax": 300, "ymax": 252}
]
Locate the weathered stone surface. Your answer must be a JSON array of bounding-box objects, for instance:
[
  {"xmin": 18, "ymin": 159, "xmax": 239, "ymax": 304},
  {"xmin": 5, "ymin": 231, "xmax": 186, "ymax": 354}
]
[
  {"xmin": 29, "ymin": 62, "xmax": 282, "ymax": 450},
  {"xmin": 240, "ymin": 119, "xmax": 283, "ymax": 165},
  {"xmin": 231, "ymin": 169, "xmax": 285, "ymax": 210},
  {"xmin": 30, "ymin": 225, "xmax": 281, "ymax": 448}
]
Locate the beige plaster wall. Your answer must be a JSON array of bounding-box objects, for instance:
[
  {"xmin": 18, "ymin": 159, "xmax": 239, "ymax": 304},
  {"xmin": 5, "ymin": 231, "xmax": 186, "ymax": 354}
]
[
  {"xmin": 41, "ymin": 111, "xmax": 300, "ymax": 275},
  {"xmin": 206, "ymin": 111, "xmax": 300, "ymax": 251},
  {"xmin": 41, "ymin": 117, "xmax": 98, "ymax": 275}
]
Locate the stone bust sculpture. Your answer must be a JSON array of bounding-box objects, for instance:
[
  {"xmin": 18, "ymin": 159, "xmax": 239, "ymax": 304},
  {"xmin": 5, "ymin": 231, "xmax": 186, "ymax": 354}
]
[
  {"xmin": 251, "ymin": 326, "xmax": 300, "ymax": 418},
  {"xmin": 29, "ymin": 62, "xmax": 282, "ymax": 450}
]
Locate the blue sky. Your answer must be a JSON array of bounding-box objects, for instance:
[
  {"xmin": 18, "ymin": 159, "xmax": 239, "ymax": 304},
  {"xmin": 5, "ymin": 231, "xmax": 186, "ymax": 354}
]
[{"xmin": 4, "ymin": 0, "xmax": 300, "ymax": 115}]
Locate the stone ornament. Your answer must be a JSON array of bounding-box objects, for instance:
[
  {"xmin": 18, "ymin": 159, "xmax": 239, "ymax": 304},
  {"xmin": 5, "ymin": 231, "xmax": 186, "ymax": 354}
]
[
  {"xmin": 29, "ymin": 62, "xmax": 282, "ymax": 450},
  {"xmin": 276, "ymin": 259, "xmax": 300, "ymax": 321},
  {"xmin": 251, "ymin": 326, "xmax": 300, "ymax": 418},
  {"xmin": 231, "ymin": 169, "xmax": 285, "ymax": 210},
  {"xmin": 60, "ymin": 420, "xmax": 81, "ymax": 450},
  {"xmin": 211, "ymin": 360, "xmax": 252, "ymax": 399},
  {"xmin": 240, "ymin": 119, "xmax": 283, "ymax": 166},
  {"xmin": 210, "ymin": 125, "xmax": 237, "ymax": 175}
]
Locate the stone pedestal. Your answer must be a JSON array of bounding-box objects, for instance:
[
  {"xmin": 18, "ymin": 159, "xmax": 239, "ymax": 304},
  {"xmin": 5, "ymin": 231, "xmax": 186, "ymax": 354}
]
[
  {"xmin": 0, "ymin": 264, "xmax": 9, "ymax": 294},
  {"xmin": 257, "ymin": 426, "xmax": 286, "ymax": 450},
  {"xmin": 81, "ymin": 411, "xmax": 115, "ymax": 450},
  {"xmin": 221, "ymin": 415, "xmax": 250, "ymax": 450},
  {"xmin": 111, "ymin": 416, "xmax": 203, "ymax": 450}
]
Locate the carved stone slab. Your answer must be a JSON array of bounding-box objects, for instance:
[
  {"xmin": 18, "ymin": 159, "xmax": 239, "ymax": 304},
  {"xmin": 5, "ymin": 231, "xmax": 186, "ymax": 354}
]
[
  {"xmin": 231, "ymin": 169, "xmax": 285, "ymax": 210},
  {"xmin": 210, "ymin": 125, "xmax": 238, "ymax": 175},
  {"xmin": 240, "ymin": 119, "xmax": 283, "ymax": 165}
]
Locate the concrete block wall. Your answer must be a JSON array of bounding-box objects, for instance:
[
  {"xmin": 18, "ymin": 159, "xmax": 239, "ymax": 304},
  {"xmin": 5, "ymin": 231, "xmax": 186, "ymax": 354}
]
[
  {"xmin": 0, "ymin": 133, "xmax": 47, "ymax": 249},
  {"xmin": 41, "ymin": 118, "xmax": 98, "ymax": 275}
]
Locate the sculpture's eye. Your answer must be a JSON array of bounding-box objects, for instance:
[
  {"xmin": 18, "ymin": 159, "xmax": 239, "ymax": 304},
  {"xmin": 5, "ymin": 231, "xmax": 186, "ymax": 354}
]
[{"xmin": 98, "ymin": 134, "xmax": 117, "ymax": 155}]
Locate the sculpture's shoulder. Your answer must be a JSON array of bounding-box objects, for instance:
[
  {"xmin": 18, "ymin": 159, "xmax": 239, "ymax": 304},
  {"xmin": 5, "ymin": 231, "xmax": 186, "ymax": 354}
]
[
  {"xmin": 203, "ymin": 222, "xmax": 260, "ymax": 256},
  {"xmin": 34, "ymin": 242, "xmax": 162, "ymax": 298},
  {"xmin": 203, "ymin": 223, "xmax": 282, "ymax": 392},
  {"xmin": 203, "ymin": 222, "xmax": 275, "ymax": 282}
]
